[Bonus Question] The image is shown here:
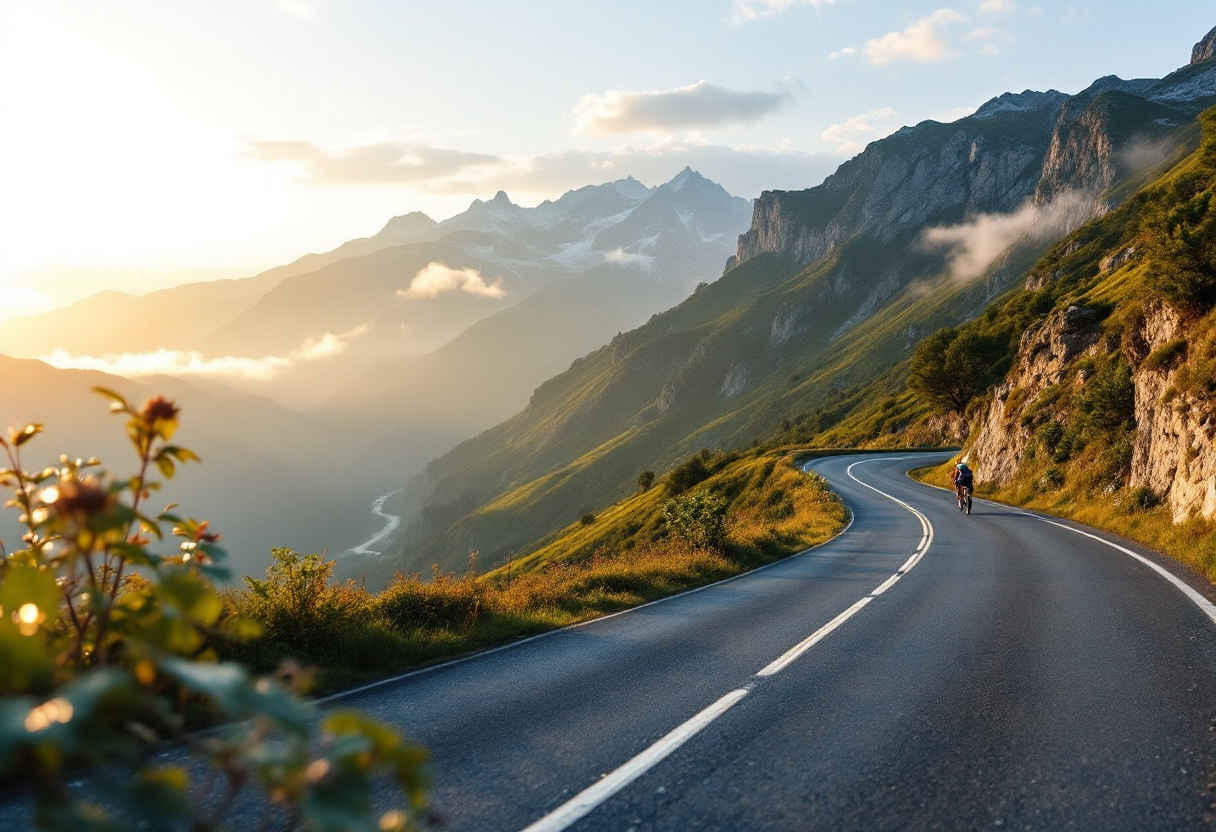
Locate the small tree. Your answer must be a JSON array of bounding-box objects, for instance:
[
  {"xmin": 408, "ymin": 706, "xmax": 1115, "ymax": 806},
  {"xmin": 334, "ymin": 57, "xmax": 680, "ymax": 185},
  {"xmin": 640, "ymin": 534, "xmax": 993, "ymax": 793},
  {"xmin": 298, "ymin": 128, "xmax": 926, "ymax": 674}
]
[
  {"xmin": 0, "ymin": 390, "xmax": 428, "ymax": 831},
  {"xmin": 636, "ymin": 470, "xmax": 656, "ymax": 492},
  {"xmin": 908, "ymin": 327, "xmax": 991, "ymax": 415},
  {"xmin": 663, "ymin": 491, "xmax": 728, "ymax": 549}
]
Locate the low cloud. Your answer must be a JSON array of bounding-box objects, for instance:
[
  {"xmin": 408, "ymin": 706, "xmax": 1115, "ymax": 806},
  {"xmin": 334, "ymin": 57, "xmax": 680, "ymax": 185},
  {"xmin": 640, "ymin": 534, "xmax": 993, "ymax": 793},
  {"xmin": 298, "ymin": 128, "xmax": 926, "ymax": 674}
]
[
  {"xmin": 920, "ymin": 191, "xmax": 1092, "ymax": 281},
  {"xmin": 1116, "ymin": 136, "xmax": 1179, "ymax": 177},
  {"xmin": 244, "ymin": 140, "xmax": 500, "ymax": 185},
  {"xmin": 821, "ymin": 108, "xmax": 900, "ymax": 155},
  {"xmin": 604, "ymin": 248, "xmax": 656, "ymax": 268},
  {"xmin": 833, "ymin": 9, "xmax": 965, "ymax": 65},
  {"xmin": 398, "ymin": 263, "xmax": 505, "ymax": 299},
  {"xmin": 41, "ymin": 324, "xmax": 372, "ymax": 381},
  {"xmin": 573, "ymin": 80, "xmax": 792, "ymax": 136},
  {"xmin": 729, "ymin": 0, "xmax": 837, "ymax": 24}
]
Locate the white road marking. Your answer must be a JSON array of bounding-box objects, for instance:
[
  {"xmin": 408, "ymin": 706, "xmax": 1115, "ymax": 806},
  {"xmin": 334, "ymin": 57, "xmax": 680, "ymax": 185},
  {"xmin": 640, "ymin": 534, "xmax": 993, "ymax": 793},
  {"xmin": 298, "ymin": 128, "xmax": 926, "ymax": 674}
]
[
  {"xmin": 756, "ymin": 456, "xmax": 937, "ymax": 677},
  {"xmin": 1030, "ymin": 516, "xmax": 1216, "ymax": 626},
  {"xmin": 519, "ymin": 687, "xmax": 751, "ymax": 832},
  {"xmin": 516, "ymin": 453, "xmax": 946, "ymax": 832},
  {"xmin": 324, "ymin": 465, "xmax": 857, "ymax": 705},
  {"xmin": 757, "ymin": 596, "xmax": 874, "ymax": 676},
  {"xmin": 910, "ymin": 474, "xmax": 1216, "ymax": 628}
]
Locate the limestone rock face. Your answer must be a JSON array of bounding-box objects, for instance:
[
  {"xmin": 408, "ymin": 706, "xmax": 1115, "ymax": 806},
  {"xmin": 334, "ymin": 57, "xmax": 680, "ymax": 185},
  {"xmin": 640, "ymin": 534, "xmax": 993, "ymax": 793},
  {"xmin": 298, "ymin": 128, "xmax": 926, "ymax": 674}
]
[
  {"xmin": 1193, "ymin": 26, "xmax": 1216, "ymax": 65},
  {"xmin": 970, "ymin": 305, "xmax": 1104, "ymax": 484},
  {"xmin": 1126, "ymin": 302, "xmax": 1216, "ymax": 521},
  {"xmin": 970, "ymin": 291, "xmax": 1216, "ymax": 523}
]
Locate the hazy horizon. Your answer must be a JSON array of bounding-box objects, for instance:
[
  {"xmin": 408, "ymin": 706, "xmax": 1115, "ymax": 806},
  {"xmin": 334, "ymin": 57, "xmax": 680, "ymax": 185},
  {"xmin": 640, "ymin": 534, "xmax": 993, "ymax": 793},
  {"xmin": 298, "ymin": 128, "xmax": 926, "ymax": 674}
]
[{"xmin": 2, "ymin": 0, "xmax": 1211, "ymax": 317}]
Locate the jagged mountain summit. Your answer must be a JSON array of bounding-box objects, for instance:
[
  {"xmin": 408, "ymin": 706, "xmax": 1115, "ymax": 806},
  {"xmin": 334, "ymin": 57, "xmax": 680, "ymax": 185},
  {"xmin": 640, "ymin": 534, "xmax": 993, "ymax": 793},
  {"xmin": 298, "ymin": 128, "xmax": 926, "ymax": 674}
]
[{"xmin": 382, "ymin": 28, "xmax": 1216, "ymax": 580}]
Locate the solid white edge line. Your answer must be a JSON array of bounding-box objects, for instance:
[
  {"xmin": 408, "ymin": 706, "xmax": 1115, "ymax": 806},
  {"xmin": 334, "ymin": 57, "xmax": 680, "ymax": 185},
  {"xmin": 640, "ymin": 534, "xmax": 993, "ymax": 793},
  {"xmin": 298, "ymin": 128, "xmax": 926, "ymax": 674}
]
[
  {"xmin": 1034, "ymin": 517, "xmax": 1216, "ymax": 626},
  {"xmin": 519, "ymin": 688, "xmax": 751, "ymax": 832},
  {"xmin": 907, "ymin": 475, "xmax": 1216, "ymax": 629}
]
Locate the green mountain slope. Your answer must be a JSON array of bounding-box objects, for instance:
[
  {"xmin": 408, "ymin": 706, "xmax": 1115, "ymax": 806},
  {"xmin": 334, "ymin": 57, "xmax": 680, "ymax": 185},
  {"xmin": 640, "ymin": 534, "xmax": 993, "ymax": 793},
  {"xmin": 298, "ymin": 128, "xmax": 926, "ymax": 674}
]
[{"xmin": 388, "ymin": 49, "xmax": 1216, "ymax": 578}]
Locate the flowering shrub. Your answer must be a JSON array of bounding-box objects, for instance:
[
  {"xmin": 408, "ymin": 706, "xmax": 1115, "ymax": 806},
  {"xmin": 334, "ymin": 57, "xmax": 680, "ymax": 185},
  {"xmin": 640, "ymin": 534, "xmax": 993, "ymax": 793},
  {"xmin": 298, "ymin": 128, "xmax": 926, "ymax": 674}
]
[{"xmin": 0, "ymin": 389, "xmax": 427, "ymax": 831}]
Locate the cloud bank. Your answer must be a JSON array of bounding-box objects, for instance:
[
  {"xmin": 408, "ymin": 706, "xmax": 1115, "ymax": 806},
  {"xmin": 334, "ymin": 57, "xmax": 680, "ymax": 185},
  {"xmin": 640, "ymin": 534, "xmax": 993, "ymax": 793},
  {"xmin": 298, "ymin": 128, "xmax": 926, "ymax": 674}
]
[
  {"xmin": 398, "ymin": 263, "xmax": 505, "ymax": 299},
  {"xmin": 572, "ymin": 80, "xmax": 792, "ymax": 135},
  {"xmin": 244, "ymin": 140, "xmax": 499, "ymax": 185},
  {"xmin": 920, "ymin": 191, "xmax": 1092, "ymax": 281},
  {"xmin": 41, "ymin": 324, "xmax": 372, "ymax": 381}
]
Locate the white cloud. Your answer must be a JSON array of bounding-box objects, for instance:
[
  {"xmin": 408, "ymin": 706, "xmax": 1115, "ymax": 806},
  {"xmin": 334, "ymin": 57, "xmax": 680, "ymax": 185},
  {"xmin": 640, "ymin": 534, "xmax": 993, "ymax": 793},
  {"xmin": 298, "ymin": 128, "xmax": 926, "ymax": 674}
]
[
  {"xmin": 835, "ymin": 9, "xmax": 965, "ymax": 66},
  {"xmin": 398, "ymin": 263, "xmax": 505, "ymax": 300},
  {"xmin": 604, "ymin": 248, "xmax": 656, "ymax": 268},
  {"xmin": 243, "ymin": 140, "xmax": 500, "ymax": 185},
  {"xmin": 295, "ymin": 323, "xmax": 372, "ymax": 360},
  {"xmin": 729, "ymin": 0, "xmax": 837, "ymax": 24},
  {"xmin": 978, "ymin": 0, "xmax": 1016, "ymax": 15},
  {"xmin": 820, "ymin": 107, "xmax": 900, "ymax": 155},
  {"xmin": 920, "ymin": 191, "xmax": 1092, "ymax": 281},
  {"xmin": 572, "ymin": 80, "xmax": 792, "ymax": 136},
  {"xmin": 40, "ymin": 324, "xmax": 372, "ymax": 381},
  {"xmin": 965, "ymin": 26, "xmax": 999, "ymax": 40}
]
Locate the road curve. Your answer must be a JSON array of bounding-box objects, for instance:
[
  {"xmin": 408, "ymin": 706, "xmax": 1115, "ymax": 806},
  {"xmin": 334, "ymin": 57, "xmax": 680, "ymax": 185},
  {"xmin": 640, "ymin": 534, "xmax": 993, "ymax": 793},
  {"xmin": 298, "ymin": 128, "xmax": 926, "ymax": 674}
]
[{"xmin": 322, "ymin": 452, "xmax": 1216, "ymax": 831}]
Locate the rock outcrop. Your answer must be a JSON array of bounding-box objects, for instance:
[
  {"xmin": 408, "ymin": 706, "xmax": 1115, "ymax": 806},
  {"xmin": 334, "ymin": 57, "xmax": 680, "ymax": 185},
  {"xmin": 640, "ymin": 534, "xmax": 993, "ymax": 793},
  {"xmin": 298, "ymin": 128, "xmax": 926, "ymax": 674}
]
[
  {"xmin": 1193, "ymin": 26, "xmax": 1216, "ymax": 65},
  {"xmin": 970, "ymin": 305, "xmax": 1106, "ymax": 483},
  {"xmin": 971, "ymin": 291, "xmax": 1216, "ymax": 523}
]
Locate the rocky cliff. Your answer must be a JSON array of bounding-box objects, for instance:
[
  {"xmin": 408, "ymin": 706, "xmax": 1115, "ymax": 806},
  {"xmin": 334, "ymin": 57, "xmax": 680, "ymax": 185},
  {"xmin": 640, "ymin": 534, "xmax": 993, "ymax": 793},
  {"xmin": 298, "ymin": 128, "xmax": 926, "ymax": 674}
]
[
  {"xmin": 731, "ymin": 52, "xmax": 1216, "ymax": 279},
  {"xmin": 728, "ymin": 93, "xmax": 1065, "ymax": 275},
  {"xmin": 1194, "ymin": 25, "xmax": 1216, "ymax": 65},
  {"xmin": 972, "ymin": 291, "xmax": 1216, "ymax": 523}
]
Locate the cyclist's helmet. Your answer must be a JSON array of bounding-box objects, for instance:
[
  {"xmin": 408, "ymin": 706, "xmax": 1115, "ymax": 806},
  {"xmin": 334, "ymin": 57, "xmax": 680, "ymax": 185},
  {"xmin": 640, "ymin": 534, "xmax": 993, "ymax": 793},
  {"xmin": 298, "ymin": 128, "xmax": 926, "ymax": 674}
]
[{"xmin": 956, "ymin": 462, "xmax": 969, "ymax": 470}]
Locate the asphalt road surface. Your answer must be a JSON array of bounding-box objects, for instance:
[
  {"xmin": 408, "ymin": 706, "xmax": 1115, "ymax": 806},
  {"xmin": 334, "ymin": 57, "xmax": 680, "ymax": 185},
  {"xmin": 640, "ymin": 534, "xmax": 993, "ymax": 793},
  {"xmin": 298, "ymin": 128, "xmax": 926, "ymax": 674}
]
[
  {"xmin": 319, "ymin": 451, "xmax": 1216, "ymax": 831},
  {"xmin": 8, "ymin": 451, "xmax": 1216, "ymax": 830}
]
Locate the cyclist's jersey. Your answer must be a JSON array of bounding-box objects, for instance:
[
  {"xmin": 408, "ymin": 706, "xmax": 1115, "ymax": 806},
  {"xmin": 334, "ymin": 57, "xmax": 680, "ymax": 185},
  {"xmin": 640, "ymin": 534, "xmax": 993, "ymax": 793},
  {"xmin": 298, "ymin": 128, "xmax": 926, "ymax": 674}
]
[{"xmin": 954, "ymin": 468, "xmax": 973, "ymax": 488}]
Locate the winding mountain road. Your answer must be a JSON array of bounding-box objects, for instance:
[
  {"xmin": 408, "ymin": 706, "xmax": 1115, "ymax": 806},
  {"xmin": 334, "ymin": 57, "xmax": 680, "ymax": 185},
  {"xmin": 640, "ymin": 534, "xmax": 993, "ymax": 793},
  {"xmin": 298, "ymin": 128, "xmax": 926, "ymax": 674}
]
[{"xmin": 328, "ymin": 452, "xmax": 1216, "ymax": 831}]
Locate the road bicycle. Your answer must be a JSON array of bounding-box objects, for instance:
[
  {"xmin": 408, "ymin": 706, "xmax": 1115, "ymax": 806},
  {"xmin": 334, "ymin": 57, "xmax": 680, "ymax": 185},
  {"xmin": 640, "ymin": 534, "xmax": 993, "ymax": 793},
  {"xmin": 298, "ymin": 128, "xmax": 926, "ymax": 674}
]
[{"xmin": 956, "ymin": 484, "xmax": 972, "ymax": 515}]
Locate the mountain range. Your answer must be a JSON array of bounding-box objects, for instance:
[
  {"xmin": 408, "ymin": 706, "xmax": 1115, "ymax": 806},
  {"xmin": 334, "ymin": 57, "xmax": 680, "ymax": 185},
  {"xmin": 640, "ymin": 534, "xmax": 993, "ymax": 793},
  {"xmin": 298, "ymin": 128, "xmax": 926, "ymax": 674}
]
[
  {"xmin": 373, "ymin": 35, "xmax": 1216, "ymax": 582},
  {"xmin": 0, "ymin": 169, "xmax": 751, "ymax": 576}
]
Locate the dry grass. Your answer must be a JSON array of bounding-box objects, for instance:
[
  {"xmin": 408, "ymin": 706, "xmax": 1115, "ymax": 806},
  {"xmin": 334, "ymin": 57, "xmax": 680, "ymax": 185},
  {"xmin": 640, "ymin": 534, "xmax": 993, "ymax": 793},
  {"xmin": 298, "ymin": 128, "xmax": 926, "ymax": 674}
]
[{"xmin": 910, "ymin": 459, "xmax": 1216, "ymax": 584}]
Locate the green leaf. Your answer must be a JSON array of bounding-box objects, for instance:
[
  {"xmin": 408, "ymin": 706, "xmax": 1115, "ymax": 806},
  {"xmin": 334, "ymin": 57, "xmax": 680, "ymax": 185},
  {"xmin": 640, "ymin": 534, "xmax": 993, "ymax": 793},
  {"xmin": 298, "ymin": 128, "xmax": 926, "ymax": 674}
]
[
  {"xmin": 154, "ymin": 456, "xmax": 175, "ymax": 479},
  {"xmin": 158, "ymin": 571, "xmax": 221, "ymax": 625}
]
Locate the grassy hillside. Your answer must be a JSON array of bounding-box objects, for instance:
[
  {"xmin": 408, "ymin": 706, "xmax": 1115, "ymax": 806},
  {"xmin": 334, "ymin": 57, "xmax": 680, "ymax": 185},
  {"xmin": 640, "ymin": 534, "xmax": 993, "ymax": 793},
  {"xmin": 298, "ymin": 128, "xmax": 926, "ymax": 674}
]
[{"xmin": 223, "ymin": 448, "xmax": 848, "ymax": 691}]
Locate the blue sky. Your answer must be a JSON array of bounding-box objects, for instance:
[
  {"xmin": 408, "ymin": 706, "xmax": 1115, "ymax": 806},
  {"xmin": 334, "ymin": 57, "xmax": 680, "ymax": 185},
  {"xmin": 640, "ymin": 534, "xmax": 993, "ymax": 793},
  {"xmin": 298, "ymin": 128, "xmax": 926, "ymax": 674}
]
[{"xmin": 0, "ymin": 0, "xmax": 1211, "ymax": 313}]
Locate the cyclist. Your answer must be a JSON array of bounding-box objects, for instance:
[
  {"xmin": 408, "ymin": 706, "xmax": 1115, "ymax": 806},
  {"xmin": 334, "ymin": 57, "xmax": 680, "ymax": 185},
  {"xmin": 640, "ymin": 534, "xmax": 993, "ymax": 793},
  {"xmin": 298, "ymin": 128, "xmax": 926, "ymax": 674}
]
[{"xmin": 951, "ymin": 462, "xmax": 974, "ymax": 510}]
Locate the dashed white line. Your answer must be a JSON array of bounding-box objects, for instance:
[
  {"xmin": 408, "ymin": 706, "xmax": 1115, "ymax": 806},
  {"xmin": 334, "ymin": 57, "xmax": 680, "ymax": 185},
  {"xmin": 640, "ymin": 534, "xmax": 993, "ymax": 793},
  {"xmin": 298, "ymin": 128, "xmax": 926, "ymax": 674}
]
[
  {"xmin": 519, "ymin": 687, "xmax": 752, "ymax": 832},
  {"xmin": 756, "ymin": 457, "xmax": 936, "ymax": 678},
  {"xmin": 516, "ymin": 454, "xmax": 944, "ymax": 832}
]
